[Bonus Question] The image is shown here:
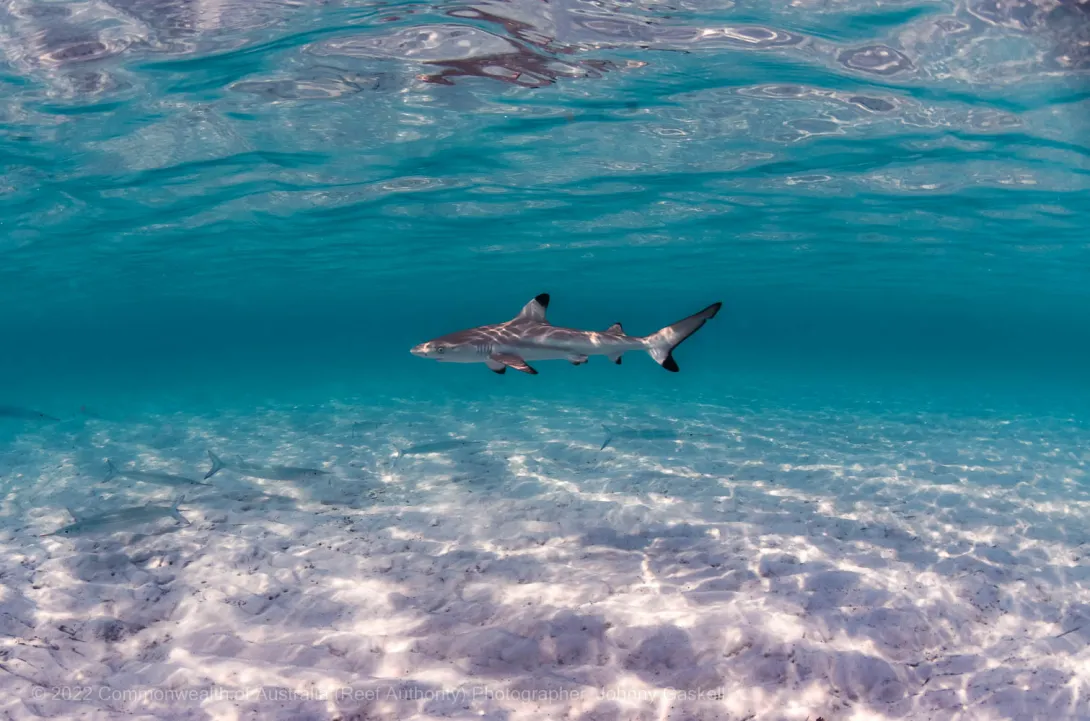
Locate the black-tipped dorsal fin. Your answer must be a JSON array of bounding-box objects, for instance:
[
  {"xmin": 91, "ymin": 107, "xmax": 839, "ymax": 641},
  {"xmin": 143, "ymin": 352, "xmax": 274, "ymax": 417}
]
[
  {"xmin": 605, "ymin": 322, "xmax": 624, "ymax": 336},
  {"xmin": 514, "ymin": 293, "xmax": 550, "ymax": 322}
]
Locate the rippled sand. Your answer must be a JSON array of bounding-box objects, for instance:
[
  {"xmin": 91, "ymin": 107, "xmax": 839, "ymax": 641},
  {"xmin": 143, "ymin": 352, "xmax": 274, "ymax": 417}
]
[{"xmin": 1, "ymin": 398, "xmax": 1087, "ymax": 720}]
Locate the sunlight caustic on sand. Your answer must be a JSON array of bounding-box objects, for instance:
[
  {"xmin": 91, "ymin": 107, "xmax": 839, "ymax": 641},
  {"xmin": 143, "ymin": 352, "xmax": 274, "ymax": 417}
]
[{"xmin": 0, "ymin": 399, "xmax": 1088, "ymax": 719}]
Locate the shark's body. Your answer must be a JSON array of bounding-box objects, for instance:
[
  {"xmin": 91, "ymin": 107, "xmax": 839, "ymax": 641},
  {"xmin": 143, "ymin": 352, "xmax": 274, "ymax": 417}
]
[
  {"xmin": 104, "ymin": 459, "xmax": 211, "ymax": 488},
  {"xmin": 410, "ymin": 294, "xmax": 722, "ymax": 375},
  {"xmin": 204, "ymin": 451, "xmax": 329, "ymax": 481}
]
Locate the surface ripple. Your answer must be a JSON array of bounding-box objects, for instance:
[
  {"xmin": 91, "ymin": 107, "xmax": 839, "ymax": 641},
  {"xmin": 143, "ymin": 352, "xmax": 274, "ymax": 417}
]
[{"xmin": 0, "ymin": 0, "xmax": 1088, "ymax": 320}]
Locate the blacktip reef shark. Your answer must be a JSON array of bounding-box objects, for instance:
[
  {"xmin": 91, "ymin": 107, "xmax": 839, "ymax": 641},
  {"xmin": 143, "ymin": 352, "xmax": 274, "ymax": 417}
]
[
  {"xmin": 410, "ymin": 294, "xmax": 722, "ymax": 375},
  {"xmin": 204, "ymin": 451, "xmax": 329, "ymax": 481},
  {"xmin": 104, "ymin": 459, "xmax": 212, "ymax": 488}
]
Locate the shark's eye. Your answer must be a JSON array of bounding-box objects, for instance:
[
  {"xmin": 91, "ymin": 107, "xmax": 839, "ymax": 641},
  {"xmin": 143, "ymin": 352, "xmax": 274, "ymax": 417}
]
[{"xmin": 437, "ymin": 347, "xmax": 445, "ymax": 354}]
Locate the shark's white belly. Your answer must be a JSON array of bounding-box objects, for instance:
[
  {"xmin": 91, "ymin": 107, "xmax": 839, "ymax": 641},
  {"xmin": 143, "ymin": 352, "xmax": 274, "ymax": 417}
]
[
  {"xmin": 497, "ymin": 336, "xmax": 642, "ymax": 361},
  {"xmin": 502, "ymin": 345, "xmax": 578, "ymax": 361}
]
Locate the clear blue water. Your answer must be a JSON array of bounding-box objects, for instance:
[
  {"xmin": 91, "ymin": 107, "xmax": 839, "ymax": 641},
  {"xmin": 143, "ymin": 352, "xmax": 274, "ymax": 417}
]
[
  {"xmin": 1, "ymin": 0, "xmax": 1088, "ymax": 413},
  {"xmin": 5, "ymin": 5, "xmax": 1090, "ymax": 717}
]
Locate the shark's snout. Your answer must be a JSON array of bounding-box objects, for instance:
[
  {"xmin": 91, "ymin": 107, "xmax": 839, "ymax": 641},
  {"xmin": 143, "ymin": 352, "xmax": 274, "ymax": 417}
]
[{"xmin": 410, "ymin": 343, "xmax": 429, "ymax": 357}]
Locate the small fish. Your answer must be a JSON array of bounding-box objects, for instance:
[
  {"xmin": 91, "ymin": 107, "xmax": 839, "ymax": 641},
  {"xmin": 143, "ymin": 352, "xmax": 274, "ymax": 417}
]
[
  {"xmin": 204, "ymin": 451, "xmax": 329, "ymax": 481},
  {"xmin": 392, "ymin": 440, "xmax": 484, "ymax": 464},
  {"xmin": 600, "ymin": 424, "xmax": 711, "ymax": 450},
  {"xmin": 104, "ymin": 459, "xmax": 211, "ymax": 487},
  {"xmin": 351, "ymin": 420, "xmax": 384, "ymax": 439},
  {"xmin": 41, "ymin": 498, "xmax": 189, "ymax": 537},
  {"xmin": 0, "ymin": 405, "xmax": 59, "ymax": 422}
]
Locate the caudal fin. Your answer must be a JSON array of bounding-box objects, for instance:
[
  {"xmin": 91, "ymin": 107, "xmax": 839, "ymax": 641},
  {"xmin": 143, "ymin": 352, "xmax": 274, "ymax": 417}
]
[
  {"xmin": 104, "ymin": 459, "xmax": 118, "ymax": 483},
  {"xmin": 600, "ymin": 425, "xmax": 613, "ymax": 451},
  {"xmin": 171, "ymin": 495, "xmax": 190, "ymax": 525},
  {"xmin": 644, "ymin": 302, "xmax": 722, "ymax": 372},
  {"xmin": 204, "ymin": 451, "xmax": 225, "ymax": 479}
]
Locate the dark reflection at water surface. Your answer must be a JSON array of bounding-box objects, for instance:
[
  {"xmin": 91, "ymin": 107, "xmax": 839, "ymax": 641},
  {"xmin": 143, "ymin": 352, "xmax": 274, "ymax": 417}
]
[{"xmin": 2, "ymin": 0, "xmax": 1087, "ymax": 94}]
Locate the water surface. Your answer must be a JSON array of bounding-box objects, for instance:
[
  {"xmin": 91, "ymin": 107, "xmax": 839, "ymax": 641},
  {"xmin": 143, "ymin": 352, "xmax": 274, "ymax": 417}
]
[{"xmin": 1, "ymin": 0, "xmax": 1088, "ymax": 412}]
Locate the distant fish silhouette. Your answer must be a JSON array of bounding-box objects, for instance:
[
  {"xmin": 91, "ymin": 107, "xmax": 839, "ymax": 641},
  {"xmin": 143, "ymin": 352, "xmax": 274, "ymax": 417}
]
[
  {"xmin": 600, "ymin": 424, "xmax": 712, "ymax": 450},
  {"xmin": 0, "ymin": 405, "xmax": 59, "ymax": 421},
  {"xmin": 392, "ymin": 440, "xmax": 484, "ymax": 465},
  {"xmin": 41, "ymin": 497, "xmax": 189, "ymax": 537},
  {"xmin": 351, "ymin": 420, "xmax": 384, "ymax": 438},
  {"xmin": 204, "ymin": 451, "xmax": 329, "ymax": 481},
  {"xmin": 79, "ymin": 405, "xmax": 103, "ymax": 419},
  {"xmin": 104, "ymin": 459, "xmax": 211, "ymax": 488}
]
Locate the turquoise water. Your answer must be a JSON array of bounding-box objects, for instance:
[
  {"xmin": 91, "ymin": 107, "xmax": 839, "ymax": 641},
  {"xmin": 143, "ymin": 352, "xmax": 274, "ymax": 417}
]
[
  {"xmin": 5, "ymin": 4, "xmax": 1090, "ymax": 718},
  {"xmin": 1, "ymin": 0, "xmax": 1089, "ymax": 416}
]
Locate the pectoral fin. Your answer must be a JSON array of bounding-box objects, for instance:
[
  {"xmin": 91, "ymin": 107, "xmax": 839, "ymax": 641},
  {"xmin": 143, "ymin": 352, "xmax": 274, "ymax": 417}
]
[
  {"xmin": 485, "ymin": 358, "xmax": 507, "ymax": 374},
  {"xmin": 491, "ymin": 353, "xmax": 538, "ymax": 375}
]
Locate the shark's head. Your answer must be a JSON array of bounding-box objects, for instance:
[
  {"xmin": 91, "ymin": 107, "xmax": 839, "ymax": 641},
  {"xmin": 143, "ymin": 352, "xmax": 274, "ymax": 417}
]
[{"xmin": 410, "ymin": 331, "xmax": 481, "ymax": 362}]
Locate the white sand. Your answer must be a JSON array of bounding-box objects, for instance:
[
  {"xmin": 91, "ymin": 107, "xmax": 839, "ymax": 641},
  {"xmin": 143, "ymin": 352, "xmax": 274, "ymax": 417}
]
[{"xmin": 1, "ymin": 399, "xmax": 1089, "ymax": 720}]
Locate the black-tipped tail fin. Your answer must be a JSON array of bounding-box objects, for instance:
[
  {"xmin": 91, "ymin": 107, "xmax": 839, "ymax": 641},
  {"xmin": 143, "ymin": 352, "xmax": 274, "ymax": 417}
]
[{"xmin": 644, "ymin": 302, "xmax": 722, "ymax": 372}]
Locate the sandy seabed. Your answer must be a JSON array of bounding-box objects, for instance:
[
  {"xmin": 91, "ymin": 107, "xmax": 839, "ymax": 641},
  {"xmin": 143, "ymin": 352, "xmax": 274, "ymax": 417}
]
[{"xmin": 0, "ymin": 397, "xmax": 1088, "ymax": 721}]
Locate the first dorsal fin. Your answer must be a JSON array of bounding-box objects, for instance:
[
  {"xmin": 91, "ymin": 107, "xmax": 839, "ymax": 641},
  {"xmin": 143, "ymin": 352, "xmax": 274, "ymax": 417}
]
[
  {"xmin": 605, "ymin": 322, "xmax": 624, "ymax": 336},
  {"xmin": 514, "ymin": 293, "xmax": 550, "ymax": 323}
]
